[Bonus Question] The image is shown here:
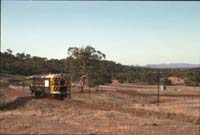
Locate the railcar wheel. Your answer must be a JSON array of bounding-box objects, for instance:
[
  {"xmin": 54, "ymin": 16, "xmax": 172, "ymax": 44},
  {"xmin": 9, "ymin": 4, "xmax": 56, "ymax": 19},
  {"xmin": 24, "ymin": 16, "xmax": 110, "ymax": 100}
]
[
  {"xmin": 68, "ymin": 93, "xmax": 71, "ymax": 99},
  {"xmin": 35, "ymin": 91, "xmax": 42, "ymax": 97},
  {"xmin": 59, "ymin": 95, "xmax": 65, "ymax": 100}
]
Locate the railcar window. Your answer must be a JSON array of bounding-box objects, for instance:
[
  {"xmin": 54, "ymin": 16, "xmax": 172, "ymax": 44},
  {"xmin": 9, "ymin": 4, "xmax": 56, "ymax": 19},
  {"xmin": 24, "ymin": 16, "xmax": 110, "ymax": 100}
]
[
  {"xmin": 54, "ymin": 80, "xmax": 59, "ymax": 85},
  {"xmin": 65, "ymin": 78, "xmax": 68, "ymax": 85},
  {"xmin": 45, "ymin": 80, "xmax": 49, "ymax": 87},
  {"xmin": 60, "ymin": 79, "xmax": 65, "ymax": 85}
]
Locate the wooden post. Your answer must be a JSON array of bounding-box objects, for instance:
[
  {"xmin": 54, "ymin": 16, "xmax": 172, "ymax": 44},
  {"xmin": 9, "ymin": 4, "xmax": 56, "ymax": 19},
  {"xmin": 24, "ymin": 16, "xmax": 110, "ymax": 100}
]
[
  {"xmin": 88, "ymin": 74, "xmax": 90, "ymax": 102},
  {"xmin": 157, "ymin": 72, "xmax": 160, "ymax": 105}
]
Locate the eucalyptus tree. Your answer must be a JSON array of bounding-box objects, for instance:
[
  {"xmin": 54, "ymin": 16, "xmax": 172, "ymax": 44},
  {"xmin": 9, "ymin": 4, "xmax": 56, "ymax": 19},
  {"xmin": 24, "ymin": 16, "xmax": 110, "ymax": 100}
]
[{"xmin": 67, "ymin": 45, "xmax": 106, "ymax": 92}]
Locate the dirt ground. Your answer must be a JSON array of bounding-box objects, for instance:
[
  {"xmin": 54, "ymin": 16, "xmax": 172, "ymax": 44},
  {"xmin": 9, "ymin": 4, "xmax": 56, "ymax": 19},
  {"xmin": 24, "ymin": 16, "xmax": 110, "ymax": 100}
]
[{"xmin": 0, "ymin": 82, "xmax": 200, "ymax": 135}]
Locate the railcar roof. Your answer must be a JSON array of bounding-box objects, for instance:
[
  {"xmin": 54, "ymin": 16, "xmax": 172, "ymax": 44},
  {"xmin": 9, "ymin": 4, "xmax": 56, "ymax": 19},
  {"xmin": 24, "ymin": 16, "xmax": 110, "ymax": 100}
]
[{"xmin": 27, "ymin": 73, "xmax": 71, "ymax": 79}]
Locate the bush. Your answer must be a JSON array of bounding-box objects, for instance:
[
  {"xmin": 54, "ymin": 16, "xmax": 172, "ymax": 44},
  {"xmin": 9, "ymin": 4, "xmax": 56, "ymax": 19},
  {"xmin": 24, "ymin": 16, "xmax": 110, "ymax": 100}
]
[
  {"xmin": 161, "ymin": 78, "xmax": 172, "ymax": 85},
  {"xmin": 0, "ymin": 95, "xmax": 6, "ymax": 110},
  {"xmin": 185, "ymin": 69, "xmax": 200, "ymax": 86}
]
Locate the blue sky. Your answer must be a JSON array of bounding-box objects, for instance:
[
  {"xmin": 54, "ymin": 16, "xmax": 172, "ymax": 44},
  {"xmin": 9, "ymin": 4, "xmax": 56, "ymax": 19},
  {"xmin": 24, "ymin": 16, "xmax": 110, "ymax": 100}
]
[{"xmin": 1, "ymin": 1, "xmax": 200, "ymax": 65}]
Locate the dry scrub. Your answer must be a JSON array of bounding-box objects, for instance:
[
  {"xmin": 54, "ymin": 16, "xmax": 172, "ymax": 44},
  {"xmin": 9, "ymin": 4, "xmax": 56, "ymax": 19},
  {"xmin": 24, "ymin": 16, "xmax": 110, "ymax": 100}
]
[{"xmin": 0, "ymin": 83, "xmax": 199, "ymax": 135}]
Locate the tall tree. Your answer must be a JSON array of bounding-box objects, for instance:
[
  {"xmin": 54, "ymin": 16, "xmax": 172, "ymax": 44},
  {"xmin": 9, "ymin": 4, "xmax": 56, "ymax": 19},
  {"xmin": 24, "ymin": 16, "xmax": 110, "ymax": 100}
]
[{"xmin": 67, "ymin": 45, "xmax": 106, "ymax": 92}]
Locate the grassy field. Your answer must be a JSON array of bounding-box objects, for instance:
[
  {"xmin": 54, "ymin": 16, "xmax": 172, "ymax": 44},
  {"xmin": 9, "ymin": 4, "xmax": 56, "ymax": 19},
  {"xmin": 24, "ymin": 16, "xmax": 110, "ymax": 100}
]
[{"xmin": 0, "ymin": 76, "xmax": 199, "ymax": 135}]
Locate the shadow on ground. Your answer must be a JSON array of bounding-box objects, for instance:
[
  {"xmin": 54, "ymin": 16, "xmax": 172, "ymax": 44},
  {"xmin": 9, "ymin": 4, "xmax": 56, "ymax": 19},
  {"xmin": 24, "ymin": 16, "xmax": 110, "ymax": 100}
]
[
  {"xmin": 116, "ymin": 89, "xmax": 200, "ymax": 98},
  {"xmin": 0, "ymin": 96, "xmax": 36, "ymax": 111}
]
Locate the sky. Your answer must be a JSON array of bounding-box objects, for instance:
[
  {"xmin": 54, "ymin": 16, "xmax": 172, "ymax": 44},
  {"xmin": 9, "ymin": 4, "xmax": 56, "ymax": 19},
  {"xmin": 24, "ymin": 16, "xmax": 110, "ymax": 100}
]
[{"xmin": 1, "ymin": 1, "xmax": 200, "ymax": 65}]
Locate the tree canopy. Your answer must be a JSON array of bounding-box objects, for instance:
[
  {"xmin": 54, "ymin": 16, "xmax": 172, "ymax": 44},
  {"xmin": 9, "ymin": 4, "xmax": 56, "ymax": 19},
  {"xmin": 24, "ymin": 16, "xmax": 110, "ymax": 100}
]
[
  {"xmin": 67, "ymin": 46, "xmax": 110, "ymax": 91},
  {"xmin": 1, "ymin": 48, "xmax": 200, "ymax": 86}
]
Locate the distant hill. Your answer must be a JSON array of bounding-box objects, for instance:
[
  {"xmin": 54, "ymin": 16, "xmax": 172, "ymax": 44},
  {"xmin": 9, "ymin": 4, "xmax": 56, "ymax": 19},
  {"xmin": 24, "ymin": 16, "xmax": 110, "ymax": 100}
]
[{"xmin": 145, "ymin": 63, "xmax": 200, "ymax": 69}]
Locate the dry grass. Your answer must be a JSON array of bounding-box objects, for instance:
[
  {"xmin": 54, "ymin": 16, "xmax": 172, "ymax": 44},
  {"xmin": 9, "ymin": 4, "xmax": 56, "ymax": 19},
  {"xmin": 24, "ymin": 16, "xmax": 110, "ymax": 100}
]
[{"xmin": 0, "ymin": 82, "xmax": 199, "ymax": 135}]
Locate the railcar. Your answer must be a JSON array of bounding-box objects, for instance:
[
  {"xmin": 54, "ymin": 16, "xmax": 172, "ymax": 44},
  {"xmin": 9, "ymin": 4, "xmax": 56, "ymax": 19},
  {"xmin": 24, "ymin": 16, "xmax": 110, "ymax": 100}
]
[{"xmin": 26, "ymin": 73, "xmax": 71, "ymax": 98}]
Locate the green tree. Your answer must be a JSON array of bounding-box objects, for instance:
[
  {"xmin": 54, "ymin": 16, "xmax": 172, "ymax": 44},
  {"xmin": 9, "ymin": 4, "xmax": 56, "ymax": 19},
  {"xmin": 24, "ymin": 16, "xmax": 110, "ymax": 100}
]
[
  {"xmin": 6, "ymin": 49, "xmax": 13, "ymax": 55},
  {"xmin": 185, "ymin": 68, "xmax": 200, "ymax": 86},
  {"xmin": 16, "ymin": 53, "xmax": 26, "ymax": 60},
  {"xmin": 67, "ymin": 45, "xmax": 107, "ymax": 92}
]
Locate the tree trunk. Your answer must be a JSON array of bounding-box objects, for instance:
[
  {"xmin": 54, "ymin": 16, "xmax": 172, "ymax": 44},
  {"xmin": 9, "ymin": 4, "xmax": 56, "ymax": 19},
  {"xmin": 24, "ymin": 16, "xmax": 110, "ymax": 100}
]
[
  {"xmin": 80, "ymin": 79, "xmax": 85, "ymax": 92},
  {"xmin": 79, "ymin": 74, "xmax": 87, "ymax": 92}
]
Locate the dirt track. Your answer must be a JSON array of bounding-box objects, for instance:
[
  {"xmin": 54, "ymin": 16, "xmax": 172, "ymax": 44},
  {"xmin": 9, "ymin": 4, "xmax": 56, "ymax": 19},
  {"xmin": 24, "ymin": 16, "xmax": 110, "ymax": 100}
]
[{"xmin": 0, "ymin": 84, "xmax": 199, "ymax": 135}]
